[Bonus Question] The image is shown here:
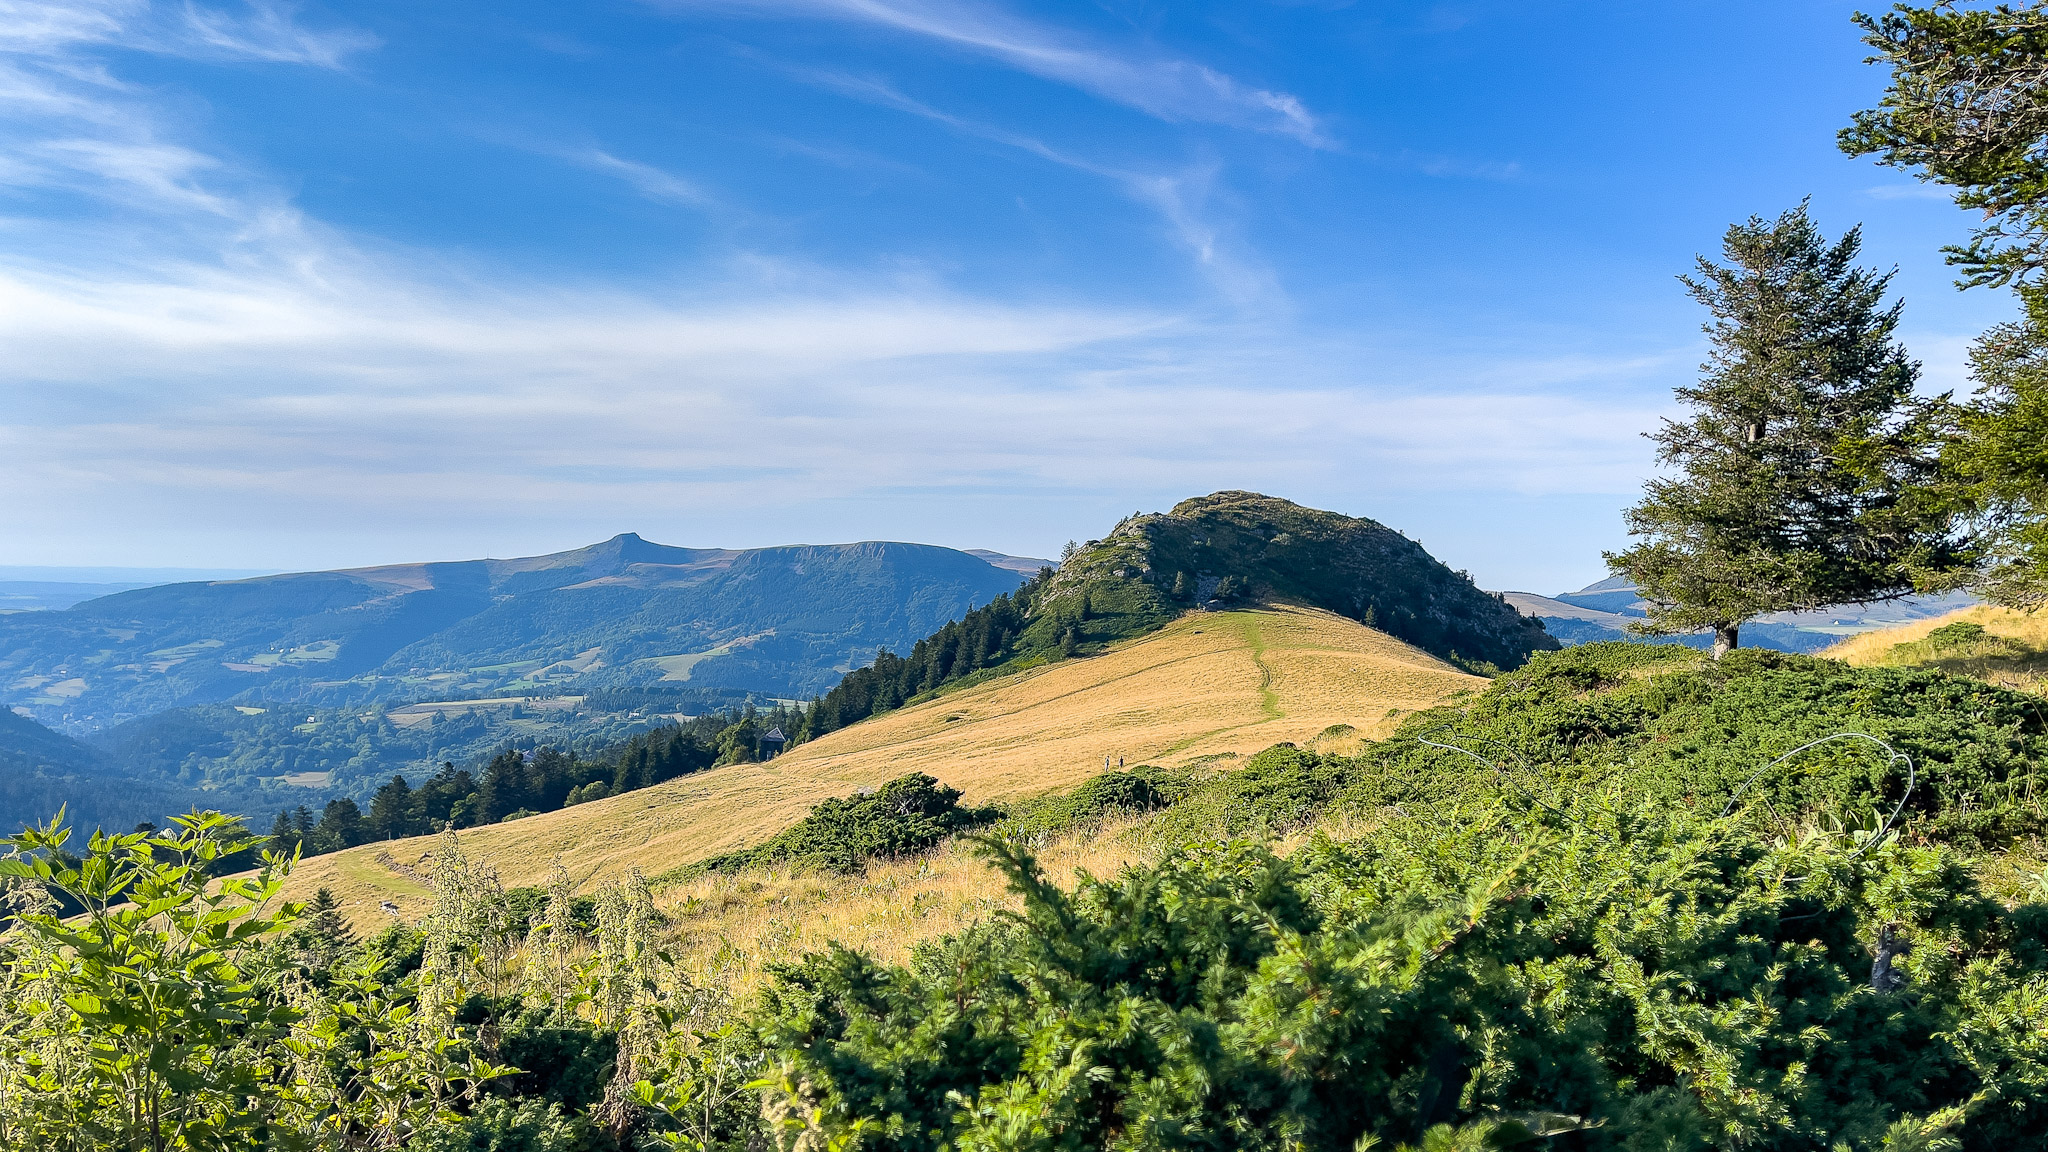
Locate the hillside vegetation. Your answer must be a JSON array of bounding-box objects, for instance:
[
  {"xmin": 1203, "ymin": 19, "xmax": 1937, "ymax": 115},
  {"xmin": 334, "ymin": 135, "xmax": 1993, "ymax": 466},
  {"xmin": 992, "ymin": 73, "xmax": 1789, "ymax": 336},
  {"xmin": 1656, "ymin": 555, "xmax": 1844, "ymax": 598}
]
[
  {"xmin": 635, "ymin": 637, "xmax": 2048, "ymax": 991},
  {"xmin": 0, "ymin": 708, "xmax": 205, "ymax": 835},
  {"xmin": 1039, "ymin": 491, "xmax": 1557, "ymax": 673},
  {"xmin": 798, "ymin": 492, "xmax": 1549, "ymax": 741},
  {"xmin": 281, "ymin": 604, "xmax": 1484, "ymax": 922},
  {"xmin": 39, "ymin": 640, "xmax": 2047, "ymax": 1151},
  {"xmin": 1826, "ymin": 604, "xmax": 2048, "ymax": 695}
]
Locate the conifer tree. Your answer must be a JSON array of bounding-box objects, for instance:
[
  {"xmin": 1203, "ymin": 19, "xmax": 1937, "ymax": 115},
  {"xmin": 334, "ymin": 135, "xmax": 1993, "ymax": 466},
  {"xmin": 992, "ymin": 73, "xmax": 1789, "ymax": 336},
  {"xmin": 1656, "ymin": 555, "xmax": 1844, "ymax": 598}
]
[
  {"xmin": 1950, "ymin": 294, "xmax": 2048, "ymax": 607},
  {"xmin": 267, "ymin": 810, "xmax": 300, "ymax": 856},
  {"xmin": 1607, "ymin": 204, "xmax": 1961, "ymax": 657},
  {"xmin": 368, "ymin": 774, "xmax": 416, "ymax": 841},
  {"xmin": 308, "ymin": 798, "xmax": 366, "ymax": 854},
  {"xmin": 1843, "ymin": 6, "xmax": 2048, "ymax": 607},
  {"xmin": 295, "ymin": 885, "xmax": 356, "ymax": 967}
]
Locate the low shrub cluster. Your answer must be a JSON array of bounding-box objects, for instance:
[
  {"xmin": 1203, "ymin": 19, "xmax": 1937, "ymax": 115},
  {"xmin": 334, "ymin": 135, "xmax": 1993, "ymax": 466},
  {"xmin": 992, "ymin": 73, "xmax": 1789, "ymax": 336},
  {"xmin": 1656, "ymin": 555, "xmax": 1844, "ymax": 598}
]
[
  {"xmin": 1352, "ymin": 643, "xmax": 2048, "ymax": 849},
  {"xmin": 695, "ymin": 773, "xmax": 1001, "ymax": 875},
  {"xmin": 762, "ymin": 797, "xmax": 2048, "ymax": 1152}
]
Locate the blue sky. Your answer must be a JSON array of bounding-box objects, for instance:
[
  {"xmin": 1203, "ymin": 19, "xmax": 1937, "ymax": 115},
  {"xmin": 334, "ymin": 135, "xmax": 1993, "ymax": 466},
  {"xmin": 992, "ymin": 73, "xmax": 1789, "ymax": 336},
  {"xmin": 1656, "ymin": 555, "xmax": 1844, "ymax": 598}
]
[{"xmin": 0, "ymin": 0, "xmax": 2012, "ymax": 592}]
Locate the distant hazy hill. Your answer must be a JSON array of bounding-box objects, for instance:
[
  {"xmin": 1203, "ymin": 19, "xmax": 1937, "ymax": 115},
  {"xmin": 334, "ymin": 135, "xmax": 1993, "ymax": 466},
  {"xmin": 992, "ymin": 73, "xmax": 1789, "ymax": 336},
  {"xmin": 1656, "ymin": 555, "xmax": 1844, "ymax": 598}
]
[
  {"xmin": 962, "ymin": 549, "xmax": 1056, "ymax": 575},
  {"xmin": 1504, "ymin": 578, "xmax": 1978, "ymax": 653},
  {"xmin": 0, "ymin": 534, "xmax": 1029, "ymax": 731},
  {"xmin": 1039, "ymin": 492, "xmax": 1557, "ymax": 672}
]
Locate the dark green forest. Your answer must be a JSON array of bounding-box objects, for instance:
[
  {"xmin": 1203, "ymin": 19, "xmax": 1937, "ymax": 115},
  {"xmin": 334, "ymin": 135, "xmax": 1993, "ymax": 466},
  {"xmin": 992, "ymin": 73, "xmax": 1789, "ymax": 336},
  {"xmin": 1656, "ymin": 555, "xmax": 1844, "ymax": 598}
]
[{"xmin": 271, "ymin": 702, "xmax": 812, "ymax": 860}]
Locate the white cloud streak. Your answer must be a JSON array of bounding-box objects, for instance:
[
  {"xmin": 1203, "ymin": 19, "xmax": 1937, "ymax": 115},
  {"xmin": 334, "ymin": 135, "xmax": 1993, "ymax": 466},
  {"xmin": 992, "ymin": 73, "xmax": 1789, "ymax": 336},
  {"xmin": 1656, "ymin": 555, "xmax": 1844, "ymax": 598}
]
[
  {"xmin": 0, "ymin": 248, "xmax": 1663, "ymax": 540},
  {"xmin": 0, "ymin": 0, "xmax": 373, "ymax": 65},
  {"xmin": 571, "ymin": 148, "xmax": 718, "ymax": 206},
  {"xmin": 791, "ymin": 68, "xmax": 1281, "ymax": 306},
  {"xmin": 0, "ymin": 0, "xmax": 369, "ymax": 240},
  {"xmin": 1864, "ymin": 183, "xmax": 1952, "ymax": 202},
  {"xmin": 664, "ymin": 0, "xmax": 1330, "ymax": 146},
  {"xmin": 0, "ymin": 0, "xmax": 1669, "ymax": 577}
]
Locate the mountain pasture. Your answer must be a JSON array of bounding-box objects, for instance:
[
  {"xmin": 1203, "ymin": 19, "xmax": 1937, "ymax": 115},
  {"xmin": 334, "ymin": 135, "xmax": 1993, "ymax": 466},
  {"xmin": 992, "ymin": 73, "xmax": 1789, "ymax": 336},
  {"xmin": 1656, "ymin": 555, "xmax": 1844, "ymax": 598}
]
[
  {"xmin": 1826, "ymin": 603, "xmax": 2048, "ymax": 693},
  {"xmin": 284, "ymin": 604, "xmax": 1482, "ymax": 925}
]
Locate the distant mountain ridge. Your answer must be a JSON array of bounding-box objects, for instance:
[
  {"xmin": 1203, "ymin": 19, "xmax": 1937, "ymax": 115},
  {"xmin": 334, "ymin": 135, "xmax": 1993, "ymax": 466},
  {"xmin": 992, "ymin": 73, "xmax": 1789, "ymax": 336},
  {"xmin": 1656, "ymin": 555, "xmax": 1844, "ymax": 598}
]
[
  {"xmin": 1504, "ymin": 578, "xmax": 1978, "ymax": 653},
  {"xmin": 0, "ymin": 534, "xmax": 1031, "ymax": 731}
]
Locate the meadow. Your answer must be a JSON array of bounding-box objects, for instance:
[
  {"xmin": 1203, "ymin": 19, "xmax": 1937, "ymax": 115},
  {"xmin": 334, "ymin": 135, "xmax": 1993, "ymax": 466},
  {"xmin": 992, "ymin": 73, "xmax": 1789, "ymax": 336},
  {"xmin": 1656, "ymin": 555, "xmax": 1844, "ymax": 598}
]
[{"xmin": 281, "ymin": 604, "xmax": 1483, "ymax": 926}]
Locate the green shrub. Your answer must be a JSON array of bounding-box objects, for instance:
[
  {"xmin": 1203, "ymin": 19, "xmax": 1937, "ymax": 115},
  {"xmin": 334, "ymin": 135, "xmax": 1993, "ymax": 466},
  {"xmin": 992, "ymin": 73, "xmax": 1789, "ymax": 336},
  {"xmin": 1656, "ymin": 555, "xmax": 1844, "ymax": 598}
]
[
  {"xmin": 996, "ymin": 769, "xmax": 1183, "ymax": 840},
  {"xmin": 696, "ymin": 773, "xmax": 1000, "ymax": 875},
  {"xmin": 1351, "ymin": 643, "xmax": 2048, "ymax": 849},
  {"xmin": 754, "ymin": 794, "xmax": 2048, "ymax": 1152},
  {"xmin": 1145, "ymin": 743, "xmax": 1352, "ymax": 842},
  {"xmin": 400, "ymin": 1097, "xmax": 604, "ymax": 1152}
]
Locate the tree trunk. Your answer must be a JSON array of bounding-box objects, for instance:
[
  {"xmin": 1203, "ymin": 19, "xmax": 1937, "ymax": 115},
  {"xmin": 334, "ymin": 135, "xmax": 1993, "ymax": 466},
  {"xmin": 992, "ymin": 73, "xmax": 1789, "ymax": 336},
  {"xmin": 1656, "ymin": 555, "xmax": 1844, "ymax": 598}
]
[
  {"xmin": 1711, "ymin": 622, "xmax": 1739, "ymax": 660},
  {"xmin": 1871, "ymin": 924, "xmax": 1905, "ymax": 994}
]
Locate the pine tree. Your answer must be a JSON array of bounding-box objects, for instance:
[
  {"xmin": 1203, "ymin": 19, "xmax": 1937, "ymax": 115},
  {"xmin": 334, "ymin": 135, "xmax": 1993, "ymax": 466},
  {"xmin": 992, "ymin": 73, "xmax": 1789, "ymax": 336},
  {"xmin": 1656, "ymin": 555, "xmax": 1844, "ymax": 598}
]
[
  {"xmin": 476, "ymin": 750, "xmax": 527, "ymax": 824},
  {"xmin": 302, "ymin": 885, "xmax": 355, "ymax": 956},
  {"xmin": 1949, "ymin": 291, "xmax": 2048, "ymax": 607},
  {"xmin": 308, "ymin": 798, "xmax": 366, "ymax": 854},
  {"xmin": 1841, "ymin": 15, "xmax": 2048, "ymax": 608},
  {"xmin": 368, "ymin": 774, "xmax": 416, "ymax": 841},
  {"xmin": 1606, "ymin": 204, "xmax": 1962, "ymax": 657},
  {"xmin": 267, "ymin": 810, "xmax": 300, "ymax": 856}
]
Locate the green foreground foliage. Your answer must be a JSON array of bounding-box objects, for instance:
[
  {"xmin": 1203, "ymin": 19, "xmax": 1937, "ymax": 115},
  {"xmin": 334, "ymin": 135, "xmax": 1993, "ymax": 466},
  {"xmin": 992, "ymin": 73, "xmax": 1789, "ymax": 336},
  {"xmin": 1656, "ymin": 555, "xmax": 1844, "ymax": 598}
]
[
  {"xmin": 5, "ymin": 648, "xmax": 2048, "ymax": 1151},
  {"xmin": 764, "ymin": 805, "xmax": 2046, "ymax": 1152}
]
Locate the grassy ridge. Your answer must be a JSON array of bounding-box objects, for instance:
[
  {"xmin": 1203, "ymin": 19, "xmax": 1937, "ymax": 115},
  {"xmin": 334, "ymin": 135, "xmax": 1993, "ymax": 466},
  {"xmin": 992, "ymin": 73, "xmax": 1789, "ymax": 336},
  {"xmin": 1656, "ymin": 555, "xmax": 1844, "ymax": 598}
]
[
  {"xmin": 278, "ymin": 606, "xmax": 1483, "ymax": 924},
  {"xmin": 638, "ymin": 640, "xmax": 2048, "ymax": 997}
]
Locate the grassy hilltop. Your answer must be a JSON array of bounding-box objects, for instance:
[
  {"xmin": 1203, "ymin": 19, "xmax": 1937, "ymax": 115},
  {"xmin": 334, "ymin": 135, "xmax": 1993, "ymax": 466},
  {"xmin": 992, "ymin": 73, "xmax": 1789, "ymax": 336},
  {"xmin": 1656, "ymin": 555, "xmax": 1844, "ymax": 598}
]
[{"xmin": 1033, "ymin": 490, "xmax": 1557, "ymax": 674}]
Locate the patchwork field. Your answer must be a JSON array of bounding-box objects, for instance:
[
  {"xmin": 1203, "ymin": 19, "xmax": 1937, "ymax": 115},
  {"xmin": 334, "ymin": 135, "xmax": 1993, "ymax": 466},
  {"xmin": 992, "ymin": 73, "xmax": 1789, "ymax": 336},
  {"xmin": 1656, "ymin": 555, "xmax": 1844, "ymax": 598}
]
[{"xmin": 285, "ymin": 603, "xmax": 1484, "ymax": 927}]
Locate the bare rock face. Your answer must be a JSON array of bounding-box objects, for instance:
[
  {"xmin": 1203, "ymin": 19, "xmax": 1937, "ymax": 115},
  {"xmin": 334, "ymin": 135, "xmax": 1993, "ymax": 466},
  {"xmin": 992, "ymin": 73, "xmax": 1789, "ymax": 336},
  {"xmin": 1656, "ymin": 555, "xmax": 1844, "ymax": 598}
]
[{"xmin": 1042, "ymin": 491, "xmax": 1558, "ymax": 673}]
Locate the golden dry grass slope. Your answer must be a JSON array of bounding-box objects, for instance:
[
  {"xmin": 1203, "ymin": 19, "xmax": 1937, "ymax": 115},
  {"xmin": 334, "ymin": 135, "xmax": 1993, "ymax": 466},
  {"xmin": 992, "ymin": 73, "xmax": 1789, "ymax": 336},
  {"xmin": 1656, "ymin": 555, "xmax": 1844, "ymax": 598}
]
[
  {"xmin": 1824, "ymin": 602, "xmax": 2048, "ymax": 694},
  {"xmin": 287, "ymin": 604, "xmax": 1482, "ymax": 928}
]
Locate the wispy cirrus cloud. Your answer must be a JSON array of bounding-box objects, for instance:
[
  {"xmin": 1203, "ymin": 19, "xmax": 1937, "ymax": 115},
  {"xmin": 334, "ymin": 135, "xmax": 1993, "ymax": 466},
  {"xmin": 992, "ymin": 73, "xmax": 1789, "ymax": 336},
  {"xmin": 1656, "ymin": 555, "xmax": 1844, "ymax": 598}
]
[
  {"xmin": 0, "ymin": 0, "xmax": 371, "ymax": 234},
  {"xmin": 660, "ymin": 0, "xmax": 1331, "ymax": 147},
  {"xmin": 0, "ymin": 0, "xmax": 373, "ymax": 66},
  {"xmin": 174, "ymin": 0, "xmax": 377, "ymax": 65},
  {"xmin": 569, "ymin": 148, "xmax": 718, "ymax": 207},
  {"xmin": 0, "ymin": 0, "xmax": 1672, "ymax": 583},
  {"xmin": 0, "ymin": 249, "xmax": 1662, "ymax": 553},
  {"xmin": 1864, "ymin": 183, "xmax": 1951, "ymax": 202},
  {"xmin": 790, "ymin": 67, "xmax": 1281, "ymax": 306}
]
